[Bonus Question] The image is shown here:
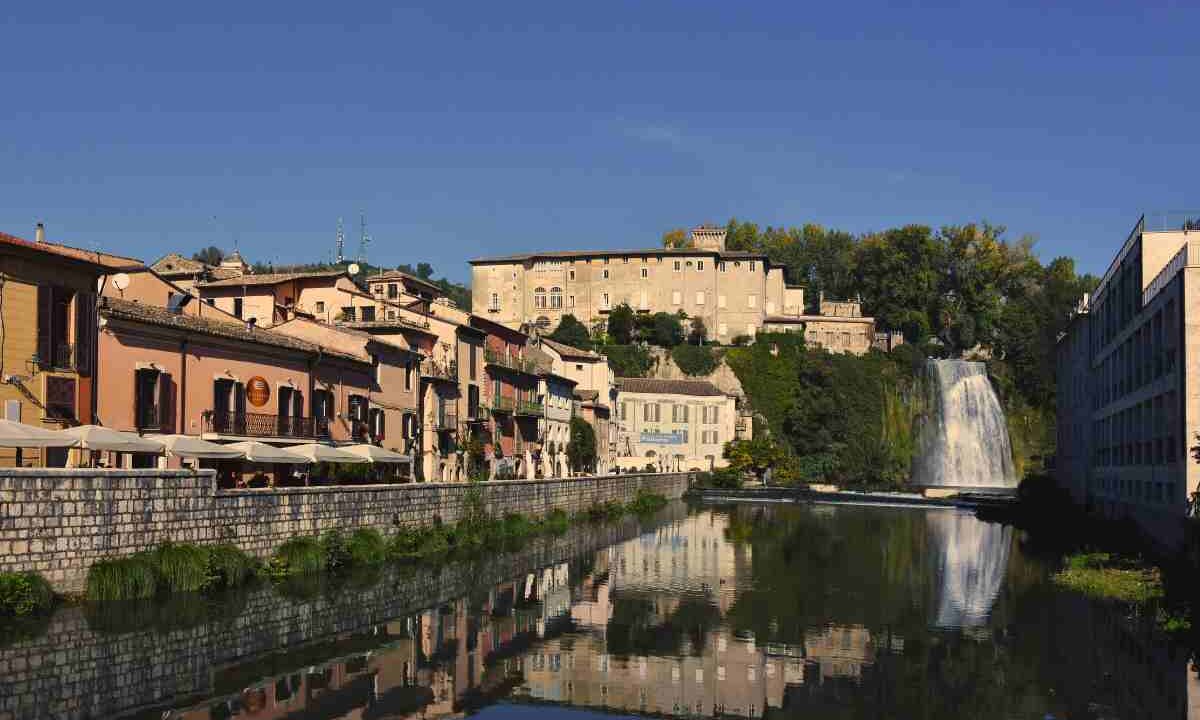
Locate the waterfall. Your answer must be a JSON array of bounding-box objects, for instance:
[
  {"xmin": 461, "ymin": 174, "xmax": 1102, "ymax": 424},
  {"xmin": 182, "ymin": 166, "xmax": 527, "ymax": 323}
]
[
  {"xmin": 913, "ymin": 359, "xmax": 1016, "ymax": 489},
  {"xmin": 927, "ymin": 509, "xmax": 1012, "ymax": 629}
]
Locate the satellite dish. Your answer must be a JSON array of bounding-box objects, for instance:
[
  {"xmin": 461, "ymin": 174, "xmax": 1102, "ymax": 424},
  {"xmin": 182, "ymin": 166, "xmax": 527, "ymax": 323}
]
[
  {"xmin": 347, "ymin": 263, "xmax": 361, "ymax": 276},
  {"xmin": 111, "ymin": 273, "xmax": 130, "ymax": 291}
]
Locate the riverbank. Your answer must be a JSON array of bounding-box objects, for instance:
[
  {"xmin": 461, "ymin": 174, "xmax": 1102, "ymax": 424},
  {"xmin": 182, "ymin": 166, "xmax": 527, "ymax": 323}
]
[{"xmin": 689, "ymin": 484, "xmax": 1018, "ymax": 511}]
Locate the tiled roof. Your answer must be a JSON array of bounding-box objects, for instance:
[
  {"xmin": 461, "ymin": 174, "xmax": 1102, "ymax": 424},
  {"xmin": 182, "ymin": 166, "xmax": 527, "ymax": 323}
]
[
  {"xmin": 0, "ymin": 231, "xmax": 144, "ymax": 271},
  {"xmin": 470, "ymin": 247, "xmax": 771, "ymax": 265},
  {"xmin": 764, "ymin": 314, "xmax": 874, "ymax": 324},
  {"xmin": 573, "ymin": 389, "xmax": 599, "ymax": 402},
  {"xmin": 366, "ymin": 270, "xmax": 444, "ymax": 294},
  {"xmin": 339, "ymin": 318, "xmax": 436, "ymax": 335},
  {"xmin": 540, "ymin": 337, "xmax": 602, "ymax": 361},
  {"xmin": 615, "ymin": 377, "xmax": 727, "ymax": 397},
  {"xmin": 150, "ymin": 253, "xmax": 208, "ymax": 275},
  {"xmin": 99, "ymin": 297, "xmax": 367, "ymax": 363},
  {"xmin": 196, "ymin": 269, "xmax": 347, "ymax": 288}
]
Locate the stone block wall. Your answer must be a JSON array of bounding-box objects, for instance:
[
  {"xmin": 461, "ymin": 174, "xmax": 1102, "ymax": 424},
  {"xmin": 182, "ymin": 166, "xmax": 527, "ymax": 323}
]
[{"xmin": 0, "ymin": 469, "xmax": 691, "ymax": 592}]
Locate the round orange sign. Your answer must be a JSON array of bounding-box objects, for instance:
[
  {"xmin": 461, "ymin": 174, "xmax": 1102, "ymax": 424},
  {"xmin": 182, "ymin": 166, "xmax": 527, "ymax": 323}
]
[{"xmin": 246, "ymin": 376, "xmax": 270, "ymax": 407}]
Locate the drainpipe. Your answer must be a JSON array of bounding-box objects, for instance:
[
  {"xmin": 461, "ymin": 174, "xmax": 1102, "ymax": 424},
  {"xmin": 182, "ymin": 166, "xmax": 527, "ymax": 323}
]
[{"xmin": 179, "ymin": 338, "xmax": 188, "ymax": 434}]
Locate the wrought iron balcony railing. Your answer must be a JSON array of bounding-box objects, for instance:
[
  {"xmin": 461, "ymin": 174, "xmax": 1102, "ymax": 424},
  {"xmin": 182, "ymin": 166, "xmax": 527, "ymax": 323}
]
[
  {"xmin": 422, "ymin": 358, "xmax": 458, "ymax": 382},
  {"xmin": 434, "ymin": 412, "xmax": 458, "ymax": 431},
  {"xmin": 484, "ymin": 347, "xmax": 540, "ymax": 375},
  {"xmin": 515, "ymin": 400, "xmax": 544, "ymax": 417},
  {"xmin": 204, "ymin": 410, "xmax": 329, "ymax": 440},
  {"xmin": 490, "ymin": 396, "xmax": 514, "ymax": 413}
]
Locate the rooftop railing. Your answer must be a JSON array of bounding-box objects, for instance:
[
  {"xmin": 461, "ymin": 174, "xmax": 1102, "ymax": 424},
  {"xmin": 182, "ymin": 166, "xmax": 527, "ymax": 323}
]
[{"xmin": 1142, "ymin": 240, "xmax": 1200, "ymax": 307}]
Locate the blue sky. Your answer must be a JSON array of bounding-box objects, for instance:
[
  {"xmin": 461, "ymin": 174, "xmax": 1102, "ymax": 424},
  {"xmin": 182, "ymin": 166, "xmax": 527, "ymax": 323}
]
[{"xmin": 2, "ymin": 1, "xmax": 1197, "ymax": 282}]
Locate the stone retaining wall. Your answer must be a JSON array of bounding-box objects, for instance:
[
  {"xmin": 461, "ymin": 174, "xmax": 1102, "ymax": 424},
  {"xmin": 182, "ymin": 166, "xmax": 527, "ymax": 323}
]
[{"xmin": 0, "ymin": 469, "xmax": 691, "ymax": 592}]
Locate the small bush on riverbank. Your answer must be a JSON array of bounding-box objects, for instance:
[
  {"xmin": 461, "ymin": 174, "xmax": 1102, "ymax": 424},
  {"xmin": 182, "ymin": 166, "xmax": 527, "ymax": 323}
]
[
  {"xmin": 347, "ymin": 528, "xmax": 388, "ymax": 566},
  {"xmin": 87, "ymin": 554, "xmax": 159, "ymax": 601},
  {"xmin": 627, "ymin": 489, "xmax": 668, "ymax": 514},
  {"xmin": 0, "ymin": 571, "xmax": 53, "ymax": 616},
  {"xmin": 1052, "ymin": 552, "xmax": 1164, "ymax": 605},
  {"xmin": 87, "ymin": 543, "xmax": 259, "ymax": 601},
  {"xmin": 270, "ymin": 537, "xmax": 326, "ymax": 577}
]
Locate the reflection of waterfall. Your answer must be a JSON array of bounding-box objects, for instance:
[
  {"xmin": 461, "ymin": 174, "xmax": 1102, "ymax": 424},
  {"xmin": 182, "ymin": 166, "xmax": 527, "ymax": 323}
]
[
  {"xmin": 927, "ymin": 510, "xmax": 1011, "ymax": 628},
  {"xmin": 913, "ymin": 360, "xmax": 1016, "ymax": 488}
]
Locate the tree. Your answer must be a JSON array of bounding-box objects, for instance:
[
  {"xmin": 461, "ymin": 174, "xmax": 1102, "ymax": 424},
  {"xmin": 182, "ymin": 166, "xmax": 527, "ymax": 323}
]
[
  {"xmin": 723, "ymin": 438, "xmax": 786, "ymax": 483},
  {"xmin": 648, "ymin": 312, "xmax": 684, "ymax": 347},
  {"xmin": 662, "ymin": 228, "xmax": 689, "ymax": 248},
  {"xmin": 608, "ymin": 303, "xmax": 637, "ymax": 344},
  {"xmin": 192, "ymin": 246, "xmax": 224, "ymax": 266},
  {"xmin": 415, "ymin": 262, "xmax": 434, "ymax": 280},
  {"xmin": 688, "ymin": 316, "xmax": 707, "ymax": 345},
  {"xmin": 566, "ymin": 416, "xmax": 597, "ymax": 474},
  {"xmin": 549, "ymin": 314, "xmax": 593, "ymax": 350}
]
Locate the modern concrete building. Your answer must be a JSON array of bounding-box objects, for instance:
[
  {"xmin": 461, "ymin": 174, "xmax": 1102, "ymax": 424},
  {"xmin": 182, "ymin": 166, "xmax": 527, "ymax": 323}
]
[
  {"xmin": 470, "ymin": 226, "xmax": 790, "ymax": 343},
  {"xmin": 1055, "ymin": 214, "xmax": 1200, "ymax": 548},
  {"xmin": 614, "ymin": 377, "xmax": 739, "ymax": 472}
]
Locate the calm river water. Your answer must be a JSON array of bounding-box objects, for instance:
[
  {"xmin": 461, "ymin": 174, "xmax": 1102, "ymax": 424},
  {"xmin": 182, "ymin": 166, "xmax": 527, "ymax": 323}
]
[{"xmin": 2, "ymin": 501, "xmax": 1196, "ymax": 719}]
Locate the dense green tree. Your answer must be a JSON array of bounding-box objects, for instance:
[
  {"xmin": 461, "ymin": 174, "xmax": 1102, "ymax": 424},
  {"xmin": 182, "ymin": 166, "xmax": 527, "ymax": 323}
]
[
  {"xmin": 566, "ymin": 416, "xmax": 597, "ymax": 473},
  {"xmin": 648, "ymin": 311, "xmax": 684, "ymax": 347},
  {"xmin": 687, "ymin": 316, "xmax": 707, "ymax": 345},
  {"xmin": 607, "ymin": 303, "xmax": 636, "ymax": 344},
  {"xmin": 661, "ymin": 228, "xmax": 689, "ymax": 248},
  {"xmin": 192, "ymin": 246, "xmax": 224, "ymax": 266},
  {"xmin": 723, "ymin": 438, "xmax": 786, "ymax": 482},
  {"xmin": 415, "ymin": 262, "xmax": 434, "ymax": 279},
  {"xmin": 548, "ymin": 314, "xmax": 592, "ymax": 350}
]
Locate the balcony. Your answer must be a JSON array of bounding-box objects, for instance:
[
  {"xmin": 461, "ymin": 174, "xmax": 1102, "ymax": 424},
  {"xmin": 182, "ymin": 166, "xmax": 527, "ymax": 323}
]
[
  {"xmin": 434, "ymin": 412, "xmax": 458, "ymax": 431},
  {"xmin": 422, "ymin": 358, "xmax": 458, "ymax": 383},
  {"xmin": 484, "ymin": 348, "xmax": 540, "ymax": 375},
  {"xmin": 515, "ymin": 400, "xmax": 544, "ymax": 417},
  {"xmin": 33, "ymin": 343, "xmax": 74, "ymax": 372},
  {"xmin": 491, "ymin": 396, "xmax": 514, "ymax": 414},
  {"xmin": 203, "ymin": 411, "xmax": 329, "ymax": 440}
]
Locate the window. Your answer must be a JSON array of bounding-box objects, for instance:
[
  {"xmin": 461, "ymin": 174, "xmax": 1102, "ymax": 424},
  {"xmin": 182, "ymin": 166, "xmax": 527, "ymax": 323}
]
[
  {"xmin": 387, "ymin": 283, "xmax": 398, "ymax": 299},
  {"xmin": 643, "ymin": 403, "xmax": 660, "ymax": 422},
  {"xmin": 673, "ymin": 260, "xmax": 681, "ymax": 272},
  {"xmin": 602, "ymin": 269, "xmax": 610, "ymax": 280},
  {"xmin": 360, "ymin": 306, "xmax": 376, "ymax": 322},
  {"xmin": 747, "ymin": 294, "xmax": 757, "ymax": 308},
  {"xmin": 550, "ymin": 287, "xmax": 563, "ymax": 308},
  {"xmin": 311, "ymin": 389, "xmax": 332, "ymax": 422},
  {"xmin": 373, "ymin": 285, "xmax": 383, "ymax": 295},
  {"xmin": 233, "ymin": 298, "xmax": 243, "ymax": 319},
  {"xmin": 717, "ymin": 295, "xmax": 726, "ymax": 308},
  {"xmin": 568, "ymin": 269, "xmax": 576, "ymax": 281},
  {"xmin": 749, "ymin": 261, "xmax": 756, "ymax": 271},
  {"xmin": 568, "ymin": 295, "xmax": 575, "ymax": 308},
  {"xmin": 469, "ymin": 343, "xmax": 478, "ymax": 380},
  {"xmin": 368, "ymin": 407, "xmax": 385, "ymax": 441},
  {"xmin": 673, "ymin": 404, "xmax": 689, "ymax": 423},
  {"xmin": 697, "ymin": 260, "xmax": 704, "ymax": 271},
  {"xmin": 135, "ymin": 368, "xmax": 164, "ymax": 430},
  {"xmin": 534, "ymin": 286, "xmax": 547, "ymax": 309},
  {"xmin": 387, "ymin": 310, "xmax": 395, "ymax": 320},
  {"xmin": 704, "ymin": 406, "xmax": 720, "ymax": 424},
  {"xmin": 718, "ymin": 323, "xmax": 727, "ymax": 336},
  {"xmin": 341, "ymin": 306, "xmax": 356, "ymax": 321},
  {"xmin": 619, "ymin": 402, "xmax": 628, "ymax": 421},
  {"xmin": 315, "ymin": 301, "xmax": 325, "ymax": 314},
  {"xmin": 405, "ymin": 362, "xmax": 414, "ymax": 391},
  {"xmin": 623, "ymin": 256, "xmax": 630, "ymax": 263},
  {"xmin": 719, "ymin": 262, "xmax": 726, "ymax": 272},
  {"xmin": 672, "ymin": 291, "xmax": 682, "ymax": 305},
  {"xmin": 641, "ymin": 268, "xmax": 649, "ymax": 279},
  {"xmin": 489, "ymin": 292, "xmax": 500, "ymax": 310},
  {"xmin": 602, "ymin": 293, "xmax": 610, "ymax": 308},
  {"xmin": 348, "ymin": 394, "xmax": 368, "ymax": 423},
  {"xmin": 695, "ymin": 292, "xmax": 705, "ymax": 305}
]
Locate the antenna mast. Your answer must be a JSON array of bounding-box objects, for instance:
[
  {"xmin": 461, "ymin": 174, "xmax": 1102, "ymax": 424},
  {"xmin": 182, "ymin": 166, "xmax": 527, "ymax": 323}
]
[
  {"xmin": 358, "ymin": 211, "xmax": 370, "ymax": 265},
  {"xmin": 335, "ymin": 217, "xmax": 345, "ymax": 265}
]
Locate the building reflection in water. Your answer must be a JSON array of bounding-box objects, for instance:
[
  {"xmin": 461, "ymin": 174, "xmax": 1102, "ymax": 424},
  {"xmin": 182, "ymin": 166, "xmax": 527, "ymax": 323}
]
[{"xmin": 160, "ymin": 507, "xmax": 1197, "ymax": 720}]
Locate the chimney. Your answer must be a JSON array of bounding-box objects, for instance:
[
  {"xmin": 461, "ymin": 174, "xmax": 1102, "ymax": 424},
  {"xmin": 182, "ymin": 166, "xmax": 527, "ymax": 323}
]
[{"xmin": 34, "ymin": 222, "xmax": 44, "ymax": 243}]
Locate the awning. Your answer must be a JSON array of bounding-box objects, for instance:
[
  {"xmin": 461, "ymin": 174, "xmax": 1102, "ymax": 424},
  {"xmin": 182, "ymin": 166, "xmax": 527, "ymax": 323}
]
[
  {"xmin": 146, "ymin": 434, "xmax": 245, "ymax": 460},
  {"xmin": 225, "ymin": 441, "xmax": 310, "ymax": 464},
  {"xmin": 340, "ymin": 444, "xmax": 413, "ymax": 464},
  {"xmin": 0, "ymin": 419, "xmax": 78, "ymax": 448},
  {"xmin": 60, "ymin": 425, "xmax": 164, "ymax": 453},
  {"xmin": 287, "ymin": 443, "xmax": 369, "ymax": 464}
]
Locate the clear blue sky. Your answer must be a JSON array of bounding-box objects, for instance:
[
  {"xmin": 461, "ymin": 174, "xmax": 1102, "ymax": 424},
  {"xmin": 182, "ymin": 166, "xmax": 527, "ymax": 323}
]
[{"xmin": 3, "ymin": 2, "xmax": 1197, "ymax": 282}]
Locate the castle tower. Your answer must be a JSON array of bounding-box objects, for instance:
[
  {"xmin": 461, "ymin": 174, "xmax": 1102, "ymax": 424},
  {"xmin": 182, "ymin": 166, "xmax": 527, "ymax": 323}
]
[{"xmin": 689, "ymin": 225, "xmax": 727, "ymax": 251}]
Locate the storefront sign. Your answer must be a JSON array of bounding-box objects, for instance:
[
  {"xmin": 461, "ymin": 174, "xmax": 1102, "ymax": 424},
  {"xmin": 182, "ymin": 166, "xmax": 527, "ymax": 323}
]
[
  {"xmin": 246, "ymin": 376, "xmax": 270, "ymax": 407},
  {"xmin": 640, "ymin": 431, "xmax": 684, "ymax": 445}
]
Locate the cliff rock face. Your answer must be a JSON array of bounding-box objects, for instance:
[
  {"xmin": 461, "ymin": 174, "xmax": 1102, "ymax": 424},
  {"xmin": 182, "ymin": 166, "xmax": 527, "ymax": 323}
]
[{"xmin": 647, "ymin": 348, "xmax": 746, "ymax": 399}]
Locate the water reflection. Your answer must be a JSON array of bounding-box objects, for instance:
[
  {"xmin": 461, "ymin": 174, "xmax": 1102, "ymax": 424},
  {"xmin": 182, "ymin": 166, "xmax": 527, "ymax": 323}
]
[{"xmin": 3, "ymin": 504, "xmax": 1196, "ymax": 719}]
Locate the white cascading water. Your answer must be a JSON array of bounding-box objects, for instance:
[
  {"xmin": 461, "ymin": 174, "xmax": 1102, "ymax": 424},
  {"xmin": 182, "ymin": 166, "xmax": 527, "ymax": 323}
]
[
  {"xmin": 926, "ymin": 509, "xmax": 1012, "ymax": 628},
  {"xmin": 913, "ymin": 359, "xmax": 1016, "ymax": 489}
]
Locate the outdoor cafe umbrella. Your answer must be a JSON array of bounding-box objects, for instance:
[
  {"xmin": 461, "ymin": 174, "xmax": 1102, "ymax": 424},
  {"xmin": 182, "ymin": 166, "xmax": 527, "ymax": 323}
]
[
  {"xmin": 340, "ymin": 444, "xmax": 412, "ymax": 464},
  {"xmin": 59, "ymin": 425, "xmax": 164, "ymax": 453},
  {"xmin": 146, "ymin": 434, "xmax": 245, "ymax": 460},
  {"xmin": 225, "ymin": 441, "xmax": 309, "ymax": 464},
  {"xmin": 0, "ymin": 419, "xmax": 78, "ymax": 448},
  {"xmin": 287, "ymin": 443, "xmax": 368, "ymax": 464}
]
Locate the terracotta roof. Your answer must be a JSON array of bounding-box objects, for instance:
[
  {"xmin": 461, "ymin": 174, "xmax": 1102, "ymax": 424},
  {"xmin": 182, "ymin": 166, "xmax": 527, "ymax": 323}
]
[
  {"xmin": 615, "ymin": 377, "xmax": 727, "ymax": 397},
  {"xmin": 339, "ymin": 318, "xmax": 436, "ymax": 336},
  {"xmin": 540, "ymin": 337, "xmax": 602, "ymax": 361},
  {"xmin": 366, "ymin": 270, "xmax": 444, "ymax": 295},
  {"xmin": 196, "ymin": 269, "xmax": 347, "ymax": 288},
  {"xmin": 573, "ymin": 389, "xmax": 599, "ymax": 402},
  {"xmin": 0, "ymin": 231, "xmax": 143, "ymax": 271},
  {"xmin": 150, "ymin": 253, "xmax": 209, "ymax": 275},
  {"xmin": 470, "ymin": 247, "xmax": 771, "ymax": 265},
  {"xmin": 99, "ymin": 297, "xmax": 367, "ymax": 363},
  {"xmin": 763, "ymin": 314, "xmax": 874, "ymax": 324}
]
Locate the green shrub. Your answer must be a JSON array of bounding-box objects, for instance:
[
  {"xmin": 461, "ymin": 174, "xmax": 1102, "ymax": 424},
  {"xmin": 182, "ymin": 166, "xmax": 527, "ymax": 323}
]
[
  {"xmin": 205, "ymin": 544, "xmax": 258, "ymax": 589},
  {"xmin": 271, "ymin": 537, "xmax": 326, "ymax": 576},
  {"xmin": 730, "ymin": 334, "xmax": 752, "ymax": 346},
  {"xmin": 1052, "ymin": 553, "xmax": 1164, "ymax": 605},
  {"xmin": 627, "ymin": 490, "xmax": 667, "ymax": 515},
  {"xmin": 671, "ymin": 344, "xmax": 719, "ymax": 376},
  {"xmin": 150, "ymin": 542, "xmax": 211, "ymax": 594},
  {"xmin": 0, "ymin": 571, "xmax": 53, "ymax": 616},
  {"xmin": 346, "ymin": 528, "xmax": 388, "ymax": 566},
  {"xmin": 540, "ymin": 509, "xmax": 570, "ymax": 535},
  {"xmin": 87, "ymin": 554, "xmax": 158, "ymax": 601},
  {"xmin": 695, "ymin": 467, "xmax": 742, "ymax": 490},
  {"xmin": 319, "ymin": 530, "xmax": 349, "ymax": 570},
  {"xmin": 599, "ymin": 345, "xmax": 654, "ymax": 378}
]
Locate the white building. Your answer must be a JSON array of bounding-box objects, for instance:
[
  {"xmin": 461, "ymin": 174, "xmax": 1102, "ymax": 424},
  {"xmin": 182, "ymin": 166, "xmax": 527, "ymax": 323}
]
[{"xmin": 614, "ymin": 378, "xmax": 739, "ymax": 472}]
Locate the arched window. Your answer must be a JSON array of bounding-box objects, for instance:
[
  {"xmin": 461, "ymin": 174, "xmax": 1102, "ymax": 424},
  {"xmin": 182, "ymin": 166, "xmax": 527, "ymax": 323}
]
[
  {"xmin": 550, "ymin": 286, "xmax": 563, "ymax": 309},
  {"xmin": 536, "ymin": 315, "xmax": 551, "ymax": 329},
  {"xmin": 533, "ymin": 287, "xmax": 547, "ymax": 309}
]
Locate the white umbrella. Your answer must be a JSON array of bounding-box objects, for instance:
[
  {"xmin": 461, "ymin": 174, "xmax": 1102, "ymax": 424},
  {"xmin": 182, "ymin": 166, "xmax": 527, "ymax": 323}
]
[
  {"xmin": 340, "ymin": 444, "xmax": 412, "ymax": 464},
  {"xmin": 288, "ymin": 443, "xmax": 369, "ymax": 464},
  {"xmin": 147, "ymin": 434, "xmax": 245, "ymax": 460},
  {"xmin": 60, "ymin": 425, "xmax": 164, "ymax": 453},
  {"xmin": 226, "ymin": 441, "xmax": 309, "ymax": 464},
  {"xmin": 0, "ymin": 419, "xmax": 78, "ymax": 448}
]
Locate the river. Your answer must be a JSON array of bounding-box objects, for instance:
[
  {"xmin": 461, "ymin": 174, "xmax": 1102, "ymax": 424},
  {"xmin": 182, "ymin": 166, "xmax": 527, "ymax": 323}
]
[{"xmin": 1, "ymin": 501, "xmax": 1195, "ymax": 719}]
